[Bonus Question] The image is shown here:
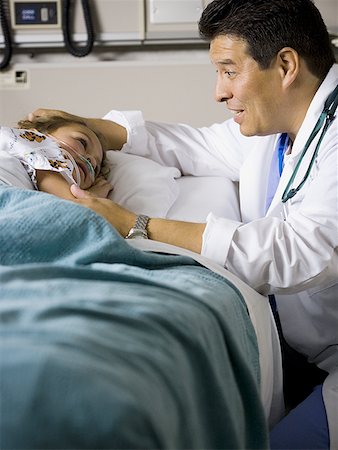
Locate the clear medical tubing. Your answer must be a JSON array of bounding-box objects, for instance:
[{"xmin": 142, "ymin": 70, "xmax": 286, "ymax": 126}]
[
  {"xmin": 60, "ymin": 147, "xmax": 82, "ymax": 185},
  {"xmin": 48, "ymin": 134, "xmax": 96, "ymax": 186}
]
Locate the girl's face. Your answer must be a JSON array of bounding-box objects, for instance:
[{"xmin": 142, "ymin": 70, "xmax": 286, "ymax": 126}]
[{"xmin": 50, "ymin": 123, "xmax": 104, "ymax": 189}]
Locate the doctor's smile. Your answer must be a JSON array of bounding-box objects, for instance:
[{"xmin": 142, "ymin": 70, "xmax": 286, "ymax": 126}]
[{"xmin": 228, "ymin": 108, "xmax": 245, "ymax": 122}]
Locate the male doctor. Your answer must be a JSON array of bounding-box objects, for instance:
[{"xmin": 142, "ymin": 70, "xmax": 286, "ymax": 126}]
[{"xmin": 32, "ymin": 0, "xmax": 337, "ymax": 448}]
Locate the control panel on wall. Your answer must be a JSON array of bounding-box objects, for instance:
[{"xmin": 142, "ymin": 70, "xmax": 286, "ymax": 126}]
[
  {"xmin": 3, "ymin": 0, "xmax": 145, "ymax": 46},
  {"xmin": 1, "ymin": 0, "xmax": 216, "ymax": 47},
  {"xmin": 10, "ymin": 0, "xmax": 60, "ymax": 28}
]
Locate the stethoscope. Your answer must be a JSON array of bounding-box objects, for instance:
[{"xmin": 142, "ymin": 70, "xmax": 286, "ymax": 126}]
[{"xmin": 281, "ymin": 83, "xmax": 338, "ymax": 203}]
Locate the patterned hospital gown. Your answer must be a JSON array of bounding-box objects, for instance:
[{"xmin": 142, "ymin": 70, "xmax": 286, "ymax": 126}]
[{"xmin": 0, "ymin": 127, "xmax": 78, "ymax": 189}]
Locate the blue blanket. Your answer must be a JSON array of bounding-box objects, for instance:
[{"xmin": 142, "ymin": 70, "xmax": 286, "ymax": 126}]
[{"xmin": 0, "ymin": 186, "xmax": 268, "ymax": 449}]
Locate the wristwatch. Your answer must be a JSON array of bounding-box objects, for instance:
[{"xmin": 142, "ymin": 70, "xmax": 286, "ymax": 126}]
[{"xmin": 125, "ymin": 214, "xmax": 150, "ymax": 240}]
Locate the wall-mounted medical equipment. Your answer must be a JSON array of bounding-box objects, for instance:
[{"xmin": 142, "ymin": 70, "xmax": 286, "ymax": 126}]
[
  {"xmin": 0, "ymin": 0, "xmax": 12, "ymax": 69},
  {"xmin": 145, "ymin": 0, "xmax": 204, "ymax": 41},
  {"xmin": 0, "ymin": 0, "xmax": 212, "ymax": 68},
  {"xmin": 3, "ymin": 0, "xmax": 145, "ymax": 46},
  {"xmin": 8, "ymin": 0, "xmax": 95, "ymax": 57},
  {"xmin": 0, "ymin": 0, "xmax": 147, "ymax": 68},
  {"xmin": 10, "ymin": 1, "xmax": 61, "ymax": 28}
]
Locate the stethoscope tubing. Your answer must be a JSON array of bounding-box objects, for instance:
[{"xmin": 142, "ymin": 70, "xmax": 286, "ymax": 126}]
[{"xmin": 282, "ymin": 84, "xmax": 338, "ymax": 203}]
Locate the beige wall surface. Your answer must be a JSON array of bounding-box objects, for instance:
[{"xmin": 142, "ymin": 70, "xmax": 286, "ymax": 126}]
[
  {"xmin": 315, "ymin": 0, "xmax": 338, "ymax": 33},
  {"xmin": 1, "ymin": 0, "xmax": 337, "ymax": 128},
  {"xmin": 0, "ymin": 51, "xmax": 230, "ymax": 128}
]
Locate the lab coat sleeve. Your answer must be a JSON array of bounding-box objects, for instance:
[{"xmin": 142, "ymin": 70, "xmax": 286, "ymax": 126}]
[
  {"xmin": 103, "ymin": 110, "xmax": 247, "ymax": 180},
  {"xmin": 204, "ymin": 136, "xmax": 338, "ymax": 295},
  {"xmin": 202, "ymin": 213, "xmax": 242, "ymax": 266}
]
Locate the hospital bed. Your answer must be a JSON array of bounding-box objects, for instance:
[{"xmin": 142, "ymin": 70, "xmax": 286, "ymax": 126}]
[{"xmin": 0, "ymin": 148, "xmax": 284, "ymax": 449}]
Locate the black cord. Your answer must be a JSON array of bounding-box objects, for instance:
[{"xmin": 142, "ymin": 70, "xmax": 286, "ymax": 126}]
[
  {"xmin": 0, "ymin": 0, "xmax": 13, "ymax": 70},
  {"xmin": 62, "ymin": 0, "xmax": 95, "ymax": 57}
]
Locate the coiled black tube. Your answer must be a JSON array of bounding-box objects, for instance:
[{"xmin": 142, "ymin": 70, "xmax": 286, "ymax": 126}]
[
  {"xmin": 0, "ymin": 0, "xmax": 13, "ymax": 70},
  {"xmin": 62, "ymin": 0, "xmax": 95, "ymax": 57}
]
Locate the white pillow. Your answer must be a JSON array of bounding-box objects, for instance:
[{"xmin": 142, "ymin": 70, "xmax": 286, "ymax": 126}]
[
  {"xmin": 0, "ymin": 151, "xmax": 34, "ymax": 189},
  {"xmin": 105, "ymin": 151, "xmax": 181, "ymax": 217}
]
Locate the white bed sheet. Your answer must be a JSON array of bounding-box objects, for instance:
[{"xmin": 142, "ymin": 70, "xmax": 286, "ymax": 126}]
[
  {"xmin": 105, "ymin": 150, "xmax": 241, "ymax": 222},
  {"xmin": 166, "ymin": 176, "xmax": 241, "ymax": 222}
]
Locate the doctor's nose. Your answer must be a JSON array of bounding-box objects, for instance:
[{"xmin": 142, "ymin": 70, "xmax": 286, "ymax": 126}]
[{"xmin": 215, "ymin": 77, "xmax": 231, "ymax": 103}]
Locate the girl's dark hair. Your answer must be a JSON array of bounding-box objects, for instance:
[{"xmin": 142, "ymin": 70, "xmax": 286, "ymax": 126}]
[{"xmin": 199, "ymin": 0, "xmax": 335, "ymax": 79}]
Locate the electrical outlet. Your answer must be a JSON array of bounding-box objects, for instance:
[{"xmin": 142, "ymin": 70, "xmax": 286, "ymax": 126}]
[{"xmin": 0, "ymin": 70, "xmax": 29, "ymax": 89}]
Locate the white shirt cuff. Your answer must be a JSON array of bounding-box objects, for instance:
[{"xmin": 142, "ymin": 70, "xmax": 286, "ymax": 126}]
[
  {"xmin": 103, "ymin": 110, "xmax": 149, "ymax": 156},
  {"xmin": 202, "ymin": 212, "xmax": 241, "ymax": 266}
]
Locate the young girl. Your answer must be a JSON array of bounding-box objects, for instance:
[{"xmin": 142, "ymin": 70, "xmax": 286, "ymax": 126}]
[{"xmin": 0, "ymin": 116, "xmax": 113, "ymax": 200}]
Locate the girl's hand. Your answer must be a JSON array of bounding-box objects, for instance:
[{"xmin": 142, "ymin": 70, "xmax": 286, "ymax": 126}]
[{"xmin": 87, "ymin": 176, "xmax": 113, "ymax": 198}]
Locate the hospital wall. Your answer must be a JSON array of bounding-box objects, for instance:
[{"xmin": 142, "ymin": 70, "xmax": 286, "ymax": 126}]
[
  {"xmin": 0, "ymin": 0, "xmax": 337, "ymax": 128},
  {"xmin": 0, "ymin": 48, "xmax": 227, "ymax": 128}
]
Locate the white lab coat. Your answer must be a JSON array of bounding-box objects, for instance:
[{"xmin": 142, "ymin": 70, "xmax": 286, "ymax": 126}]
[{"xmin": 105, "ymin": 63, "xmax": 338, "ymax": 446}]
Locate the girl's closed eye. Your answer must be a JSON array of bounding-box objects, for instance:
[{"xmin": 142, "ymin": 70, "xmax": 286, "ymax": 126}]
[{"xmin": 78, "ymin": 138, "xmax": 87, "ymax": 148}]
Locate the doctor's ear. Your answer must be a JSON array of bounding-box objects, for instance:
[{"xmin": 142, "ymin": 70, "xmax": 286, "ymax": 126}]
[{"xmin": 276, "ymin": 47, "xmax": 299, "ymax": 88}]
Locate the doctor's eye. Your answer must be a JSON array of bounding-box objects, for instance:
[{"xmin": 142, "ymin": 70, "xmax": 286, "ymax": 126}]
[{"xmin": 225, "ymin": 71, "xmax": 236, "ymax": 78}]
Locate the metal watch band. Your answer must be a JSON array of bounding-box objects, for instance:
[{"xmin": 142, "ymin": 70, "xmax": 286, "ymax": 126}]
[
  {"xmin": 125, "ymin": 215, "xmax": 150, "ymax": 240},
  {"xmin": 135, "ymin": 214, "xmax": 150, "ymax": 231}
]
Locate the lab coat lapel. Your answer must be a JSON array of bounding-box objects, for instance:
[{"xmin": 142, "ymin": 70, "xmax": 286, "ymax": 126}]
[
  {"xmin": 265, "ymin": 173, "xmax": 289, "ymax": 218},
  {"xmin": 242, "ymin": 65, "xmax": 338, "ymax": 222},
  {"xmin": 240, "ymin": 135, "xmax": 278, "ymax": 222},
  {"xmin": 266, "ymin": 69, "xmax": 338, "ymax": 217}
]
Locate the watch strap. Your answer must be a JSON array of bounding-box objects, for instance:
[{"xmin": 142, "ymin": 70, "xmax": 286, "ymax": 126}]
[{"xmin": 125, "ymin": 214, "xmax": 150, "ymax": 239}]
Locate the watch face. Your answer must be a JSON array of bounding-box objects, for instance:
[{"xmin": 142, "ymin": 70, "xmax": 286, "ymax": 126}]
[
  {"xmin": 126, "ymin": 215, "xmax": 150, "ymax": 240},
  {"xmin": 126, "ymin": 228, "xmax": 148, "ymax": 240},
  {"xmin": 132, "ymin": 234, "xmax": 147, "ymax": 239}
]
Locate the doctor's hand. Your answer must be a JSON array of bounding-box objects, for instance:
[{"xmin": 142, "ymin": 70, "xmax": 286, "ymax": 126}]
[
  {"xmin": 28, "ymin": 107, "xmax": 82, "ymax": 123},
  {"xmin": 29, "ymin": 108, "xmax": 127, "ymax": 151},
  {"xmin": 70, "ymin": 184, "xmax": 136, "ymax": 237},
  {"xmin": 70, "ymin": 185, "xmax": 205, "ymax": 253}
]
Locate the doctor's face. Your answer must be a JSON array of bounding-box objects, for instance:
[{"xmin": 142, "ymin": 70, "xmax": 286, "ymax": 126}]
[{"xmin": 210, "ymin": 35, "xmax": 283, "ymax": 137}]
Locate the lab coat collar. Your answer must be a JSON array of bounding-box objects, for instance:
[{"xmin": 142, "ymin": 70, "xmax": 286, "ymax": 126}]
[
  {"xmin": 265, "ymin": 64, "xmax": 338, "ymax": 217},
  {"xmin": 290, "ymin": 64, "xmax": 338, "ymax": 159}
]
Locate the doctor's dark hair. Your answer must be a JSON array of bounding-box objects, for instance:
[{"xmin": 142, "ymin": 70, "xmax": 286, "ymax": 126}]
[{"xmin": 198, "ymin": 0, "xmax": 335, "ymax": 79}]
